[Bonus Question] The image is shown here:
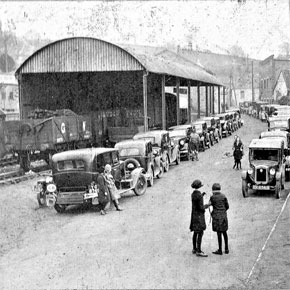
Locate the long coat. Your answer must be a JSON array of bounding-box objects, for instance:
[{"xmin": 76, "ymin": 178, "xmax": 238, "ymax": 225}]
[
  {"xmin": 189, "ymin": 190, "xmax": 206, "ymax": 232},
  {"xmin": 233, "ymin": 141, "xmax": 243, "ymax": 160},
  {"xmin": 97, "ymin": 174, "xmax": 110, "ymax": 204},
  {"xmin": 209, "ymin": 191, "xmax": 229, "ymax": 232}
]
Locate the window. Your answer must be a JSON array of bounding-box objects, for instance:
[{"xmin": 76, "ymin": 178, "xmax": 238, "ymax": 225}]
[
  {"xmin": 57, "ymin": 159, "xmax": 85, "ymax": 171},
  {"xmin": 112, "ymin": 151, "xmax": 119, "ymax": 165},
  {"xmin": 103, "ymin": 153, "xmax": 112, "ymax": 165},
  {"xmin": 119, "ymin": 148, "xmax": 140, "ymax": 157},
  {"xmin": 240, "ymin": 91, "xmax": 245, "ymax": 100}
]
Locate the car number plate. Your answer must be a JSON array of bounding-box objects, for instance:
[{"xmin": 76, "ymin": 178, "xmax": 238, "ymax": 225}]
[{"xmin": 253, "ymin": 185, "xmax": 270, "ymax": 190}]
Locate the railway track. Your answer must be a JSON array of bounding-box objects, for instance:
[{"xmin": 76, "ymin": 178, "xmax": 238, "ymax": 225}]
[{"xmin": 0, "ymin": 162, "xmax": 51, "ymax": 186}]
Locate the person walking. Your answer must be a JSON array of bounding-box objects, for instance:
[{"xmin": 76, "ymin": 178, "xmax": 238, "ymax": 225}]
[
  {"xmin": 207, "ymin": 183, "xmax": 229, "ymax": 255},
  {"xmin": 103, "ymin": 164, "xmax": 123, "ymax": 211},
  {"xmin": 189, "ymin": 179, "xmax": 209, "ymax": 257},
  {"xmin": 189, "ymin": 129, "xmax": 200, "ymax": 161},
  {"xmin": 233, "ymin": 135, "xmax": 243, "ymax": 170}
]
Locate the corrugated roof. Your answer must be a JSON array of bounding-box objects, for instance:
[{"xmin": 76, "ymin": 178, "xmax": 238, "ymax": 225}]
[
  {"xmin": 16, "ymin": 37, "xmax": 224, "ymax": 86},
  {"xmin": 121, "ymin": 44, "xmax": 223, "ymax": 86}
]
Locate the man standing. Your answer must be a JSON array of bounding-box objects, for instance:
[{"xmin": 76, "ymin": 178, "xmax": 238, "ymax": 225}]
[
  {"xmin": 189, "ymin": 129, "xmax": 200, "ymax": 161},
  {"xmin": 189, "ymin": 179, "xmax": 209, "ymax": 257}
]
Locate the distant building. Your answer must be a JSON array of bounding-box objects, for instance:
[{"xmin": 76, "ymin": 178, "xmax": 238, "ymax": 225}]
[
  {"xmin": 0, "ymin": 73, "xmax": 19, "ymax": 120},
  {"xmin": 273, "ymin": 70, "xmax": 290, "ymax": 102},
  {"xmin": 259, "ymin": 55, "xmax": 290, "ymax": 102}
]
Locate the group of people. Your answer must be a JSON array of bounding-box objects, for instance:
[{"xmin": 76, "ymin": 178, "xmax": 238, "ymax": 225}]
[
  {"xmin": 189, "ymin": 179, "xmax": 229, "ymax": 257},
  {"xmin": 232, "ymin": 135, "xmax": 244, "ymax": 170}
]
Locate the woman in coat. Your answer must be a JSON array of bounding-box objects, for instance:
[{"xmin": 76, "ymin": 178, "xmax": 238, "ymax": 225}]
[
  {"xmin": 208, "ymin": 183, "xmax": 229, "ymax": 255},
  {"xmin": 96, "ymin": 169, "xmax": 111, "ymax": 215},
  {"xmin": 233, "ymin": 135, "xmax": 243, "ymax": 169},
  {"xmin": 189, "ymin": 179, "xmax": 209, "ymax": 257}
]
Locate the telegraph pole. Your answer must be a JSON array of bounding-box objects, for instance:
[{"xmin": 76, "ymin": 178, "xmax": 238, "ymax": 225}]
[{"xmin": 251, "ymin": 61, "xmax": 255, "ymax": 102}]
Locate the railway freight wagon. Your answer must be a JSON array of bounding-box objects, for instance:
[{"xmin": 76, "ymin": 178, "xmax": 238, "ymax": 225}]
[{"xmin": 1, "ymin": 109, "xmax": 92, "ymax": 171}]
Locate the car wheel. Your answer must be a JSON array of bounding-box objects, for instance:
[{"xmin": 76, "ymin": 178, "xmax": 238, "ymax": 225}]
[
  {"xmin": 157, "ymin": 164, "xmax": 164, "ymax": 179},
  {"xmin": 275, "ymin": 180, "xmax": 281, "ymax": 199},
  {"xmin": 242, "ymin": 180, "xmax": 249, "ymax": 198},
  {"xmin": 134, "ymin": 174, "xmax": 147, "ymax": 196},
  {"xmin": 186, "ymin": 152, "xmax": 190, "ymax": 161},
  {"xmin": 37, "ymin": 191, "xmax": 46, "ymax": 206},
  {"xmin": 54, "ymin": 204, "xmax": 66, "ymax": 213},
  {"xmin": 175, "ymin": 151, "xmax": 181, "ymax": 165},
  {"xmin": 148, "ymin": 170, "xmax": 154, "ymax": 187},
  {"xmin": 164, "ymin": 155, "xmax": 170, "ymax": 172}
]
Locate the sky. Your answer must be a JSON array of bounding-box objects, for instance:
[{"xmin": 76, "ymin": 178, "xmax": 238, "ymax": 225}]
[{"xmin": 0, "ymin": 0, "xmax": 290, "ymax": 60}]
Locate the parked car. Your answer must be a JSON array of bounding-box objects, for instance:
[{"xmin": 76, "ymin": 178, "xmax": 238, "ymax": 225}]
[
  {"xmin": 259, "ymin": 130, "xmax": 290, "ymax": 181},
  {"xmin": 115, "ymin": 139, "xmax": 164, "ymax": 187},
  {"xmin": 201, "ymin": 117, "xmax": 219, "ymax": 144},
  {"xmin": 217, "ymin": 113, "xmax": 234, "ymax": 133},
  {"xmin": 242, "ymin": 138, "xmax": 286, "ymax": 199},
  {"xmin": 220, "ymin": 120, "xmax": 231, "ymax": 137},
  {"xmin": 192, "ymin": 120, "xmax": 211, "ymax": 149},
  {"xmin": 212, "ymin": 117, "xmax": 222, "ymax": 139},
  {"xmin": 133, "ymin": 130, "xmax": 180, "ymax": 172},
  {"xmin": 44, "ymin": 148, "xmax": 147, "ymax": 213},
  {"xmin": 268, "ymin": 116, "xmax": 290, "ymax": 132},
  {"xmin": 168, "ymin": 124, "xmax": 194, "ymax": 160}
]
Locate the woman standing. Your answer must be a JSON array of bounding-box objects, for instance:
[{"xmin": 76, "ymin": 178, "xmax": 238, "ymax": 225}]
[
  {"xmin": 189, "ymin": 179, "xmax": 209, "ymax": 257},
  {"xmin": 208, "ymin": 183, "xmax": 229, "ymax": 255},
  {"xmin": 233, "ymin": 135, "xmax": 243, "ymax": 169}
]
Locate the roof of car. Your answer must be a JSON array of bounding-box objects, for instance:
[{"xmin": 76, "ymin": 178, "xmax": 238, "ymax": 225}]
[
  {"xmin": 115, "ymin": 139, "xmax": 151, "ymax": 148},
  {"xmin": 168, "ymin": 124, "xmax": 192, "ymax": 130},
  {"xmin": 52, "ymin": 147, "xmax": 117, "ymax": 162},
  {"xmin": 200, "ymin": 117, "xmax": 213, "ymax": 121},
  {"xmin": 133, "ymin": 130, "xmax": 168, "ymax": 138},
  {"xmin": 249, "ymin": 138, "xmax": 284, "ymax": 149},
  {"xmin": 260, "ymin": 131, "xmax": 288, "ymax": 138},
  {"xmin": 169, "ymin": 129, "xmax": 187, "ymax": 137},
  {"xmin": 192, "ymin": 120, "xmax": 205, "ymax": 125}
]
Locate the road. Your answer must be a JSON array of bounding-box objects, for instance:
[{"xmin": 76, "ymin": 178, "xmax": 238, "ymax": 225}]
[{"xmin": 0, "ymin": 115, "xmax": 289, "ymax": 289}]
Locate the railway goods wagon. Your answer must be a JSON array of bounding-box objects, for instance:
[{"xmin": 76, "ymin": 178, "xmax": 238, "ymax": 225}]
[{"xmin": 2, "ymin": 109, "xmax": 92, "ymax": 171}]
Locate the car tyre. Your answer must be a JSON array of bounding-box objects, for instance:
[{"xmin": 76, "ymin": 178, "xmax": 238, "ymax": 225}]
[
  {"xmin": 164, "ymin": 155, "xmax": 170, "ymax": 172},
  {"xmin": 54, "ymin": 204, "xmax": 66, "ymax": 213},
  {"xmin": 148, "ymin": 169, "xmax": 154, "ymax": 187},
  {"xmin": 37, "ymin": 191, "xmax": 46, "ymax": 206},
  {"xmin": 134, "ymin": 174, "xmax": 147, "ymax": 196},
  {"xmin": 275, "ymin": 180, "xmax": 281, "ymax": 199},
  {"xmin": 242, "ymin": 179, "xmax": 249, "ymax": 198},
  {"xmin": 175, "ymin": 151, "xmax": 181, "ymax": 165},
  {"xmin": 157, "ymin": 164, "xmax": 164, "ymax": 179}
]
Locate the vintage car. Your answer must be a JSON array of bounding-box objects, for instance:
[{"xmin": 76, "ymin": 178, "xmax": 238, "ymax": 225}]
[
  {"xmin": 114, "ymin": 139, "xmax": 164, "ymax": 187},
  {"xmin": 42, "ymin": 148, "xmax": 147, "ymax": 213},
  {"xmin": 259, "ymin": 130, "xmax": 290, "ymax": 181},
  {"xmin": 242, "ymin": 138, "xmax": 286, "ymax": 199},
  {"xmin": 133, "ymin": 130, "xmax": 180, "ymax": 172},
  {"xmin": 168, "ymin": 124, "xmax": 195, "ymax": 160},
  {"xmin": 212, "ymin": 117, "xmax": 223, "ymax": 139},
  {"xmin": 220, "ymin": 120, "xmax": 231, "ymax": 137},
  {"xmin": 226, "ymin": 109, "xmax": 243, "ymax": 127},
  {"xmin": 201, "ymin": 117, "xmax": 219, "ymax": 144},
  {"xmin": 191, "ymin": 121, "xmax": 211, "ymax": 150}
]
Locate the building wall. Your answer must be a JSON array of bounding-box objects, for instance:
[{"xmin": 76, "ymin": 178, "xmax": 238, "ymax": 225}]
[
  {"xmin": 259, "ymin": 55, "xmax": 290, "ymax": 101},
  {"xmin": 0, "ymin": 74, "xmax": 19, "ymax": 119},
  {"xmin": 273, "ymin": 72, "xmax": 288, "ymax": 101}
]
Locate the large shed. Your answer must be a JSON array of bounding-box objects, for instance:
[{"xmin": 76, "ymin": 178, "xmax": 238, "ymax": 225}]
[{"xmin": 16, "ymin": 37, "xmax": 224, "ymax": 144}]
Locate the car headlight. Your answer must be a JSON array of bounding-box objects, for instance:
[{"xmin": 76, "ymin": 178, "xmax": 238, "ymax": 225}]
[
  {"xmin": 247, "ymin": 168, "xmax": 253, "ymax": 175},
  {"xmin": 47, "ymin": 183, "xmax": 57, "ymax": 193},
  {"xmin": 180, "ymin": 140, "xmax": 185, "ymax": 146},
  {"xmin": 270, "ymin": 168, "xmax": 276, "ymax": 175}
]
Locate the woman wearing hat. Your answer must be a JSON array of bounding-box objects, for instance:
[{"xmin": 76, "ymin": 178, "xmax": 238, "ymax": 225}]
[
  {"xmin": 208, "ymin": 183, "xmax": 229, "ymax": 255},
  {"xmin": 96, "ymin": 167, "xmax": 111, "ymax": 215},
  {"xmin": 189, "ymin": 179, "xmax": 209, "ymax": 257}
]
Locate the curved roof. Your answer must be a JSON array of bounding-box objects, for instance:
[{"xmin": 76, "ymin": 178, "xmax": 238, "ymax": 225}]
[{"xmin": 16, "ymin": 37, "xmax": 223, "ymax": 86}]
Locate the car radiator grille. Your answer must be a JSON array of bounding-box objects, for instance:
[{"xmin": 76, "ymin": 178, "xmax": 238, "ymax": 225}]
[{"xmin": 256, "ymin": 168, "xmax": 267, "ymax": 182}]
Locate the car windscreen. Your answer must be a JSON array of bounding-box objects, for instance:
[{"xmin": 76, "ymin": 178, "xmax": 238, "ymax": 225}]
[
  {"xmin": 119, "ymin": 147, "xmax": 142, "ymax": 157},
  {"xmin": 57, "ymin": 159, "xmax": 85, "ymax": 171},
  {"xmin": 251, "ymin": 149, "xmax": 279, "ymax": 161}
]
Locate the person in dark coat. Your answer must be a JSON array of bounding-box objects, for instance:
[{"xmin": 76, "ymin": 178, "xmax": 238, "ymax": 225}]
[
  {"xmin": 96, "ymin": 170, "xmax": 111, "ymax": 215},
  {"xmin": 189, "ymin": 179, "xmax": 209, "ymax": 257},
  {"xmin": 233, "ymin": 136, "xmax": 243, "ymax": 170},
  {"xmin": 207, "ymin": 183, "xmax": 229, "ymax": 255}
]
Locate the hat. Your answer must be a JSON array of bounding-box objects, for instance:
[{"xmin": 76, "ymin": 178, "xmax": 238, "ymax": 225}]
[
  {"xmin": 191, "ymin": 179, "xmax": 203, "ymax": 189},
  {"xmin": 104, "ymin": 164, "xmax": 112, "ymax": 173},
  {"xmin": 212, "ymin": 183, "xmax": 221, "ymax": 191}
]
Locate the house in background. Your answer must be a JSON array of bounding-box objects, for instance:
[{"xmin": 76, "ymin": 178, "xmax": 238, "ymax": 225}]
[
  {"xmin": 0, "ymin": 73, "xmax": 19, "ymax": 120},
  {"xmin": 273, "ymin": 70, "xmax": 290, "ymax": 102},
  {"xmin": 259, "ymin": 55, "xmax": 290, "ymax": 102}
]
